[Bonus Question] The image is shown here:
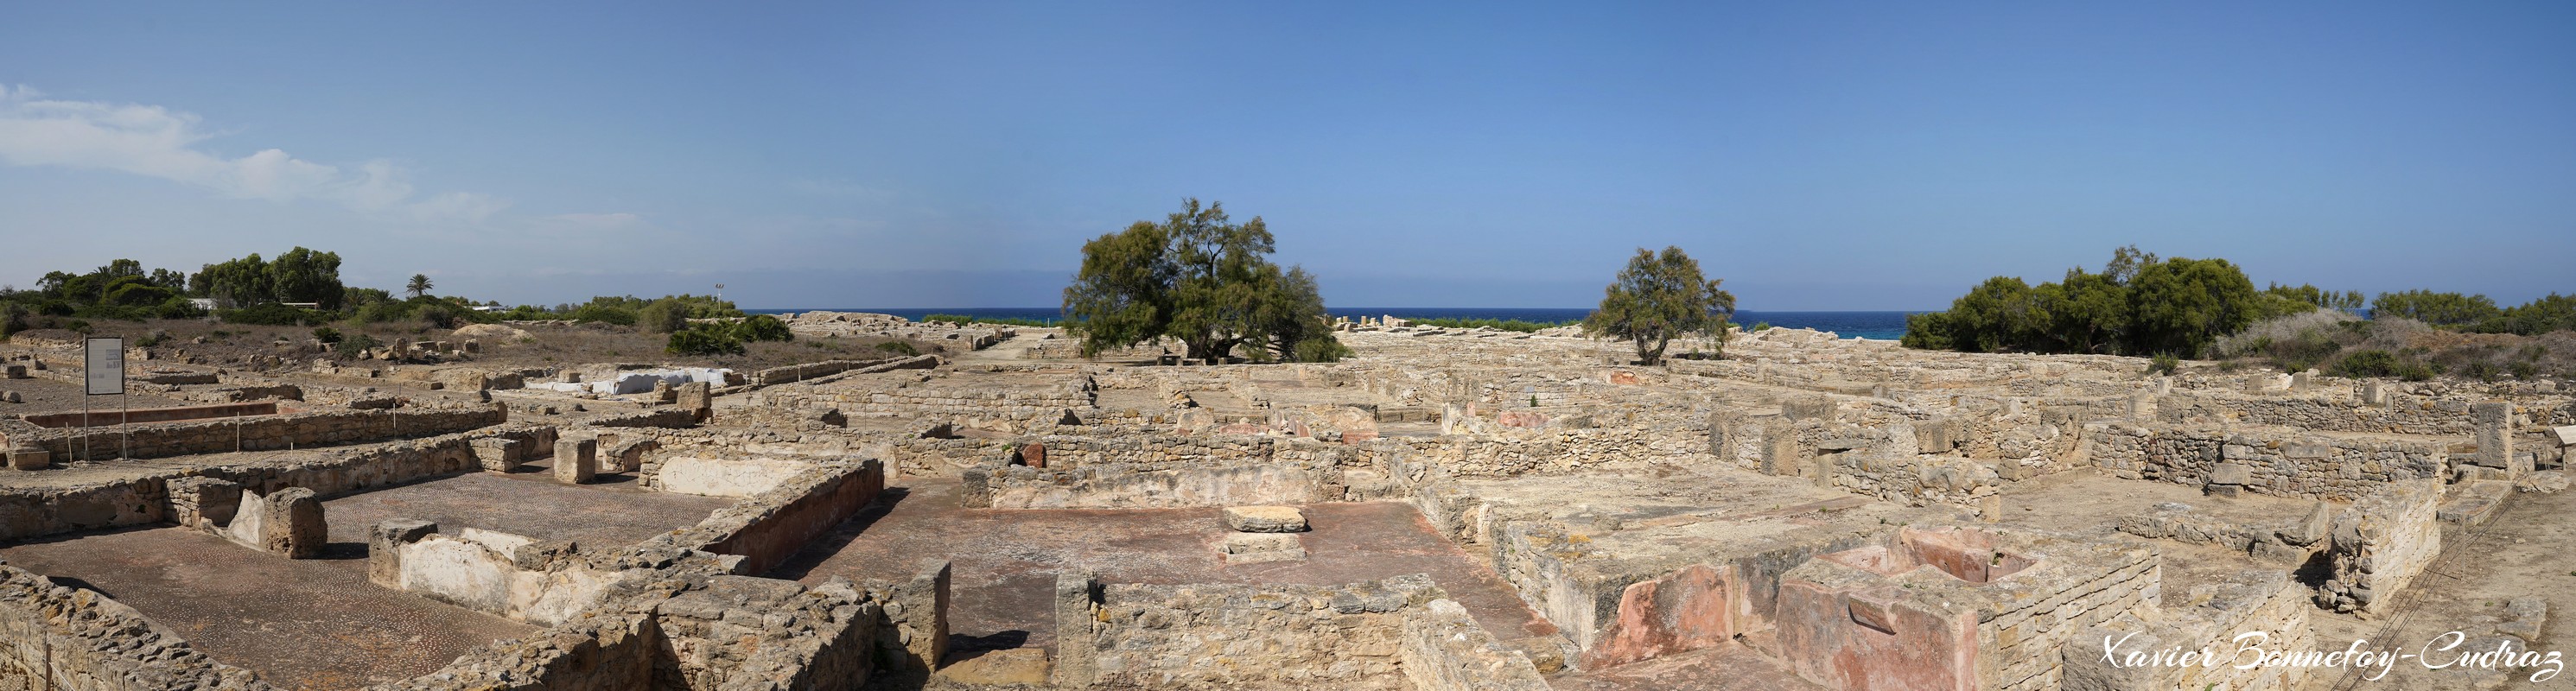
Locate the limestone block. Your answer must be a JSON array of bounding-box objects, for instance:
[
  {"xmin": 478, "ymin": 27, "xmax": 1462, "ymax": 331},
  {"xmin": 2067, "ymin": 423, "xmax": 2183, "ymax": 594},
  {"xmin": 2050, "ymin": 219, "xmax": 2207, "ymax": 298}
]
[
  {"xmin": 2279, "ymin": 502, "xmax": 2333, "ymax": 546},
  {"xmin": 367, "ymin": 520, "xmax": 437, "ymax": 586},
  {"xmin": 259, "ymin": 487, "xmax": 326, "ymax": 559},
  {"xmin": 473, "ymin": 437, "xmax": 525, "ymax": 472},
  {"xmin": 2472, "ymin": 402, "xmax": 2514, "ymax": 471},
  {"xmin": 1222, "ymin": 532, "xmax": 1307, "ymax": 564},
  {"xmin": 2517, "ymin": 471, "xmax": 2568, "ymax": 494},
  {"xmin": 2208, "ymin": 462, "xmax": 2251, "ymax": 485},
  {"xmin": 554, "ymin": 437, "xmax": 597, "ymax": 485},
  {"xmin": 7, "ymin": 448, "xmax": 48, "ymax": 471},
  {"xmin": 1223, "ymin": 505, "xmax": 1307, "ymax": 533},
  {"xmin": 2, "ymin": 364, "xmax": 23, "ymax": 378}
]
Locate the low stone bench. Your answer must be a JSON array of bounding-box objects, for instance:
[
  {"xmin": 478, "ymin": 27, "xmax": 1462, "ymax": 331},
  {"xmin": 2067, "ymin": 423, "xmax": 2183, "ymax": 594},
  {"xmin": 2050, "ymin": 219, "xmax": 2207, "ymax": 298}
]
[{"xmin": 1222, "ymin": 505, "xmax": 1307, "ymax": 533}]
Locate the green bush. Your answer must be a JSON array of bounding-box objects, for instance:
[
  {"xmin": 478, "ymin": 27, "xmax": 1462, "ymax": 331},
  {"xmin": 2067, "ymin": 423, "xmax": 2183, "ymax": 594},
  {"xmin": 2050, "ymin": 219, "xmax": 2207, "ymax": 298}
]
[
  {"xmin": 1291, "ymin": 335, "xmax": 1353, "ymax": 363},
  {"xmin": 732, "ymin": 314, "xmax": 794, "ymax": 342},
  {"xmin": 334, "ymin": 333, "xmax": 381, "ymax": 358},
  {"xmin": 874, "ymin": 341, "xmax": 919, "ymax": 356},
  {"xmin": 2148, "ymin": 353, "xmax": 2179, "ymax": 376},
  {"xmin": 667, "ymin": 325, "xmax": 746, "ymax": 356},
  {"xmin": 221, "ymin": 304, "xmax": 330, "ymax": 326},
  {"xmin": 2509, "ymin": 360, "xmax": 2540, "ymax": 380},
  {"xmin": 2460, "ymin": 360, "xmax": 2501, "ymax": 382},
  {"xmin": 312, "ymin": 326, "xmax": 343, "ymax": 345},
  {"xmin": 639, "ymin": 298, "xmax": 691, "ymax": 333}
]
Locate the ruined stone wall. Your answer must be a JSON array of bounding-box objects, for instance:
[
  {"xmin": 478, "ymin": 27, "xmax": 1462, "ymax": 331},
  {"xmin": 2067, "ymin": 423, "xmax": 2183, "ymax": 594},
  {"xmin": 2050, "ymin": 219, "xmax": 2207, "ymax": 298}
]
[
  {"xmin": 2157, "ymin": 390, "xmax": 2576, "ymax": 434},
  {"xmin": 654, "ymin": 459, "xmax": 886, "ymax": 575},
  {"xmin": 3, "ymin": 406, "xmax": 502, "ymax": 463},
  {"xmin": 372, "ymin": 525, "xmax": 628, "ymax": 625},
  {"xmin": 582, "ymin": 407, "xmax": 700, "ymax": 429},
  {"xmin": 0, "ymin": 565, "xmax": 268, "ymax": 691},
  {"xmin": 2083, "ymin": 422, "xmax": 2447, "ymax": 500},
  {"xmin": 741, "ymin": 356, "xmax": 913, "ymax": 387},
  {"xmin": 652, "ymin": 575, "xmax": 884, "ymax": 691},
  {"xmin": 2316, "ymin": 479, "xmax": 2442, "ymax": 614},
  {"xmin": 1398, "ymin": 598, "xmax": 1553, "ymax": 691},
  {"xmin": 1054, "ymin": 574, "xmax": 1441, "ymax": 690},
  {"xmin": 1973, "ymin": 543, "xmax": 2159, "ymax": 691},
  {"xmin": 965, "ymin": 461, "xmax": 1329, "ymax": 509},
  {"xmin": 2064, "ymin": 568, "xmax": 2316, "ymax": 691},
  {"xmin": 0, "ymin": 434, "xmax": 481, "ymax": 543}
]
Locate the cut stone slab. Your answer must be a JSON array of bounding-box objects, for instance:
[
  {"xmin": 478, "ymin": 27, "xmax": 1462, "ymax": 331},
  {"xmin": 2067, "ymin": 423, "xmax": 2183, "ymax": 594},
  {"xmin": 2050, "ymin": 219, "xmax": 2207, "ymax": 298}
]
[
  {"xmin": 1221, "ymin": 505, "xmax": 1307, "ymax": 533},
  {"xmin": 1221, "ymin": 532, "xmax": 1306, "ymax": 564}
]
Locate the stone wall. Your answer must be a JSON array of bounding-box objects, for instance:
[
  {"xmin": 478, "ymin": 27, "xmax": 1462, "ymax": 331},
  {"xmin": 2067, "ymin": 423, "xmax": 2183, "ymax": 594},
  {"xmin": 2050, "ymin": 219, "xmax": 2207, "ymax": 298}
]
[
  {"xmin": 3, "ymin": 405, "xmax": 503, "ymax": 464},
  {"xmin": 369, "ymin": 523, "xmax": 629, "ymax": 625},
  {"xmin": 964, "ymin": 461, "xmax": 1329, "ymax": 509},
  {"xmin": 0, "ymin": 564, "xmax": 268, "ymax": 691},
  {"xmin": 0, "ymin": 434, "xmax": 483, "ymax": 544},
  {"xmin": 2083, "ymin": 422, "xmax": 2448, "ymax": 500},
  {"xmin": 646, "ymin": 455, "xmax": 817, "ymax": 498},
  {"xmin": 1053, "ymin": 573, "xmax": 1441, "ymax": 690},
  {"xmin": 1398, "ymin": 599, "xmax": 1553, "ymax": 691},
  {"xmin": 2063, "ymin": 568, "xmax": 2316, "ymax": 691},
  {"xmin": 2315, "ymin": 479, "xmax": 2442, "ymax": 613},
  {"xmin": 652, "ymin": 459, "xmax": 887, "ymax": 576},
  {"xmin": 2158, "ymin": 390, "xmax": 2575, "ymax": 435}
]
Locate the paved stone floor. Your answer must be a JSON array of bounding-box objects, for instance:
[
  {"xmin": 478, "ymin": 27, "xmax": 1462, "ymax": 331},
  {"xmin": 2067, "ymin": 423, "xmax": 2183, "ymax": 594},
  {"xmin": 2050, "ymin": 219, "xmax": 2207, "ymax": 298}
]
[
  {"xmin": 0, "ymin": 526, "xmax": 534, "ymax": 690},
  {"xmin": 773, "ymin": 478, "xmax": 1553, "ymax": 651},
  {"xmin": 322, "ymin": 463, "xmax": 735, "ymax": 548}
]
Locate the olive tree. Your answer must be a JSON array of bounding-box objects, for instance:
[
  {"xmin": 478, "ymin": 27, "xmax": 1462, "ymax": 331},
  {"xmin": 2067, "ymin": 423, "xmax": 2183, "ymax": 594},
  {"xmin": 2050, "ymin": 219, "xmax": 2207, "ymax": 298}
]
[
  {"xmin": 1584, "ymin": 246, "xmax": 1735, "ymax": 365},
  {"xmin": 1062, "ymin": 199, "xmax": 1346, "ymax": 363}
]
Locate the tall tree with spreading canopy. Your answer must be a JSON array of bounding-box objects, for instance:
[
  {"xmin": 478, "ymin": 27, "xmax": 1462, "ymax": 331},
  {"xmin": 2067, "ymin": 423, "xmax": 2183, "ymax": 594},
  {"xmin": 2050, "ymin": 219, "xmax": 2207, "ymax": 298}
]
[
  {"xmin": 1584, "ymin": 246, "xmax": 1735, "ymax": 366},
  {"xmin": 270, "ymin": 247, "xmax": 346, "ymax": 309},
  {"xmin": 1062, "ymin": 199, "xmax": 1346, "ymax": 363}
]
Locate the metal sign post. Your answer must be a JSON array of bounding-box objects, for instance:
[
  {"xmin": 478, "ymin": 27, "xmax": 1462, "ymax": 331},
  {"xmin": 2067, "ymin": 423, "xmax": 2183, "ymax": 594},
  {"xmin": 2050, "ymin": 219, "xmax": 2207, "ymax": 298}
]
[{"xmin": 84, "ymin": 337, "xmax": 126, "ymax": 460}]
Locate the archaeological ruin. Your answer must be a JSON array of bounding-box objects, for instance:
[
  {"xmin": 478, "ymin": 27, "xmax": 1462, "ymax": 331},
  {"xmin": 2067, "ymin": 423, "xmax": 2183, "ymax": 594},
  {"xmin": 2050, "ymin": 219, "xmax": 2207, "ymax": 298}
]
[{"xmin": 0, "ymin": 312, "xmax": 2569, "ymax": 690}]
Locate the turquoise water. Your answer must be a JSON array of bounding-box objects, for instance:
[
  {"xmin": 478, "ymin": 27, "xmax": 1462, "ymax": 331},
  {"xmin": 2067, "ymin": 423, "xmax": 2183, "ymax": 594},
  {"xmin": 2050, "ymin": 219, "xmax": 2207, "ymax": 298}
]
[{"xmin": 748, "ymin": 307, "xmax": 1920, "ymax": 340}]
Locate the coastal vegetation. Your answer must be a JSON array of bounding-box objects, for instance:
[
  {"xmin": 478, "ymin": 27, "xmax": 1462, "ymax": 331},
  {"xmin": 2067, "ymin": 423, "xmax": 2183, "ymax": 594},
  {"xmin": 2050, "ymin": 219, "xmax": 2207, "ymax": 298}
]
[
  {"xmin": 1061, "ymin": 199, "xmax": 1348, "ymax": 363},
  {"xmin": 1904, "ymin": 246, "xmax": 2574, "ymax": 379},
  {"xmin": 1583, "ymin": 245, "xmax": 1735, "ymax": 366},
  {"xmin": 1903, "ymin": 246, "xmax": 2374, "ymax": 358}
]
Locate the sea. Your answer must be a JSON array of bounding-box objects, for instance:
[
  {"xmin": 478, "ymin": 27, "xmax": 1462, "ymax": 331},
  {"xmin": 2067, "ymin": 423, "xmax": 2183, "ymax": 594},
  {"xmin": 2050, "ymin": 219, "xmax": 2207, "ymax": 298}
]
[{"xmin": 746, "ymin": 307, "xmax": 1919, "ymax": 340}]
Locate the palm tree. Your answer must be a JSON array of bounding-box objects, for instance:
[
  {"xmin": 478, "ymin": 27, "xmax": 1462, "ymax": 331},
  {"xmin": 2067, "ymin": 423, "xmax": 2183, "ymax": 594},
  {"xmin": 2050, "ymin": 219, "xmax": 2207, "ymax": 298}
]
[{"xmin": 405, "ymin": 274, "xmax": 433, "ymax": 299}]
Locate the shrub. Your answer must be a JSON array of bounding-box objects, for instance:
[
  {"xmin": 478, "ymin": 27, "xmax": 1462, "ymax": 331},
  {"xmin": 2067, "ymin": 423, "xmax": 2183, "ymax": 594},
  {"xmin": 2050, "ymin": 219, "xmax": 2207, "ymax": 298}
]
[
  {"xmin": 135, "ymin": 329, "xmax": 171, "ymax": 348},
  {"xmin": 2509, "ymin": 360, "xmax": 2540, "ymax": 380},
  {"xmin": 874, "ymin": 341, "xmax": 919, "ymax": 357},
  {"xmin": 312, "ymin": 326, "xmax": 343, "ymax": 344},
  {"xmin": 65, "ymin": 320, "xmax": 91, "ymax": 334},
  {"xmin": 732, "ymin": 314, "xmax": 794, "ymax": 342},
  {"xmin": 2148, "ymin": 353, "xmax": 2179, "ymax": 376},
  {"xmin": 2460, "ymin": 360, "xmax": 2501, "ymax": 382},
  {"xmin": 667, "ymin": 325, "xmax": 746, "ymax": 356},
  {"xmin": 221, "ymin": 303, "xmax": 328, "ymax": 326},
  {"xmin": 334, "ymin": 333, "xmax": 381, "ymax": 358},
  {"xmin": 1291, "ymin": 335, "xmax": 1352, "ymax": 363},
  {"xmin": 639, "ymin": 298, "xmax": 690, "ymax": 334}
]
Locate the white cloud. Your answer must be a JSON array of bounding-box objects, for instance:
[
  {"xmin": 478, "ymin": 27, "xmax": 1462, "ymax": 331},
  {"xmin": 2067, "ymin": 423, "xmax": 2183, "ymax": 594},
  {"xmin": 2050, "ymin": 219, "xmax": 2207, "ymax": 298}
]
[{"xmin": 0, "ymin": 85, "xmax": 504, "ymax": 220}]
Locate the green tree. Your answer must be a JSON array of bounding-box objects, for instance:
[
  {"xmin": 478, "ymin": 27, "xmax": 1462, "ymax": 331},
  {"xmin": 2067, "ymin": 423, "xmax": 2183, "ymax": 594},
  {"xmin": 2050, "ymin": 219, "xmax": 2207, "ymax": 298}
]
[
  {"xmin": 194, "ymin": 254, "xmax": 274, "ymax": 307},
  {"xmin": 638, "ymin": 297, "xmax": 691, "ymax": 333},
  {"xmin": 2126, "ymin": 257, "xmax": 2261, "ymax": 358},
  {"xmin": 404, "ymin": 274, "xmax": 435, "ymax": 300},
  {"xmin": 1583, "ymin": 246, "xmax": 1735, "ymax": 365},
  {"xmin": 270, "ymin": 247, "xmax": 346, "ymax": 309},
  {"xmin": 2039, "ymin": 269, "xmax": 2130, "ymax": 354},
  {"xmin": 1062, "ymin": 199, "xmax": 1345, "ymax": 363},
  {"xmin": 2371, "ymin": 289, "xmax": 2501, "ymax": 326},
  {"xmin": 2479, "ymin": 294, "xmax": 2576, "ymax": 335}
]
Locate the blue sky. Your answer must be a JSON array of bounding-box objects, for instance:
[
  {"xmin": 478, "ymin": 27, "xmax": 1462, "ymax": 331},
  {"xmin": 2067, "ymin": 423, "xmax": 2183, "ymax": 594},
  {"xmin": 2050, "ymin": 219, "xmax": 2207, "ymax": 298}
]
[{"xmin": 3, "ymin": 3, "xmax": 2570, "ymax": 310}]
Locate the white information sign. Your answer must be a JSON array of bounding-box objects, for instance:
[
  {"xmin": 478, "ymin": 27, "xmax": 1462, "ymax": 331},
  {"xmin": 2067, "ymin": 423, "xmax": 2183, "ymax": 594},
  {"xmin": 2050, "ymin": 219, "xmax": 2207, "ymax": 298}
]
[{"xmin": 85, "ymin": 337, "xmax": 124, "ymax": 396}]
